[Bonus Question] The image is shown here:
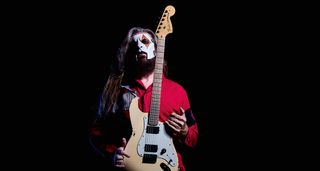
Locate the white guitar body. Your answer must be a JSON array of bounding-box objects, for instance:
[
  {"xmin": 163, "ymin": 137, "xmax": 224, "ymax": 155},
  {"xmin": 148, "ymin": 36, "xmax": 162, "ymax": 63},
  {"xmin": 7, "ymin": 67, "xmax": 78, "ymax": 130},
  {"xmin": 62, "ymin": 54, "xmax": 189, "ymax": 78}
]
[{"xmin": 123, "ymin": 98, "xmax": 178, "ymax": 171}]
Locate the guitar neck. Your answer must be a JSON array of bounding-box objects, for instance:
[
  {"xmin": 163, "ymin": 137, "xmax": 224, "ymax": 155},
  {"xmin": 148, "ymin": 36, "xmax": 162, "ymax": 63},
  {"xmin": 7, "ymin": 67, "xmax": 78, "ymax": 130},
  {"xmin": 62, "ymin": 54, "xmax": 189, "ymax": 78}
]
[{"xmin": 148, "ymin": 38, "xmax": 165, "ymax": 126}]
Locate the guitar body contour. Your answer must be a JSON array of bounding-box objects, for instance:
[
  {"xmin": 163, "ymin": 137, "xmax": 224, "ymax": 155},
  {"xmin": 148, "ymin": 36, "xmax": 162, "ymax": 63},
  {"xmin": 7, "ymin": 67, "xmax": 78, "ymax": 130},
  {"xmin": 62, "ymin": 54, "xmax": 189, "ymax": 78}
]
[{"xmin": 124, "ymin": 97, "xmax": 178, "ymax": 171}]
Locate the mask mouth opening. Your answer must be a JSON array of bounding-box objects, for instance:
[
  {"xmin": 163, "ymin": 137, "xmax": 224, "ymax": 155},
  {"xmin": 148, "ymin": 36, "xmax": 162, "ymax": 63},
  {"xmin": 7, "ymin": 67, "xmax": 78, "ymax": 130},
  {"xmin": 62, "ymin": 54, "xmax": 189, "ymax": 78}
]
[{"xmin": 136, "ymin": 52, "xmax": 148, "ymax": 60}]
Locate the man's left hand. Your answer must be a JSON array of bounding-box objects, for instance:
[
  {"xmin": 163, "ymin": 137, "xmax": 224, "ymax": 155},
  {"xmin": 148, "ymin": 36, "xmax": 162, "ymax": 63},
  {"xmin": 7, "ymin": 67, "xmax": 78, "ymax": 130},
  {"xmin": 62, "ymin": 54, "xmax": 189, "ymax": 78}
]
[{"xmin": 165, "ymin": 107, "xmax": 188, "ymax": 138}]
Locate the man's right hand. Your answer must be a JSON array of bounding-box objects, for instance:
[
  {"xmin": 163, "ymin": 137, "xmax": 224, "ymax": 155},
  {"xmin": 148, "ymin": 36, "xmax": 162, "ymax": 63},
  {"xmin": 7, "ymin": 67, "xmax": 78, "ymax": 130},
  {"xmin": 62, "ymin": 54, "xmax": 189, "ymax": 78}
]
[{"xmin": 113, "ymin": 138, "xmax": 130, "ymax": 168}]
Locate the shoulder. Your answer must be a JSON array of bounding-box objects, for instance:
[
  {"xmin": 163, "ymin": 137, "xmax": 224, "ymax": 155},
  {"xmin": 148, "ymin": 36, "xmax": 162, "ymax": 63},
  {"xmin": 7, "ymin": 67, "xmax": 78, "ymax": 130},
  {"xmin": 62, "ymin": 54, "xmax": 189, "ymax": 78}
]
[
  {"xmin": 163, "ymin": 76, "xmax": 187, "ymax": 94},
  {"xmin": 163, "ymin": 76, "xmax": 191, "ymax": 108}
]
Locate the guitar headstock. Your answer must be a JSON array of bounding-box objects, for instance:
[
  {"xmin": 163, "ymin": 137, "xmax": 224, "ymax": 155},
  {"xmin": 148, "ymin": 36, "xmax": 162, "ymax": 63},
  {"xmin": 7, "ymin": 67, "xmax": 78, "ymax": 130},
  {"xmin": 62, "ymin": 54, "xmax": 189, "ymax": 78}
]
[{"xmin": 155, "ymin": 5, "xmax": 175, "ymax": 39}]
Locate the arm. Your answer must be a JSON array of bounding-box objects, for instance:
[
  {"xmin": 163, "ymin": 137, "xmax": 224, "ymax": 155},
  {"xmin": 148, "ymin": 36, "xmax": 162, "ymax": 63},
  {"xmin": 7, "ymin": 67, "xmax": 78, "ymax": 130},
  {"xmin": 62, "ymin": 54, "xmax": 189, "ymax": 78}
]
[
  {"xmin": 89, "ymin": 115, "xmax": 118, "ymax": 159},
  {"xmin": 165, "ymin": 86, "xmax": 199, "ymax": 148},
  {"xmin": 182, "ymin": 108, "xmax": 198, "ymax": 147},
  {"xmin": 89, "ymin": 98, "xmax": 126, "ymax": 160},
  {"xmin": 89, "ymin": 96, "xmax": 132, "ymax": 168}
]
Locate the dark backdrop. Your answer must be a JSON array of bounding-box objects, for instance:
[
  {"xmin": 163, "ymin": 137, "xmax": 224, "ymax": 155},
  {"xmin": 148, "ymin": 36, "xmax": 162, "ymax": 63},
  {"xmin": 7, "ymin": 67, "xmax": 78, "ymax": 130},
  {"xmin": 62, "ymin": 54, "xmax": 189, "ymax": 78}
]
[{"xmin": 6, "ymin": 0, "xmax": 287, "ymax": 170}]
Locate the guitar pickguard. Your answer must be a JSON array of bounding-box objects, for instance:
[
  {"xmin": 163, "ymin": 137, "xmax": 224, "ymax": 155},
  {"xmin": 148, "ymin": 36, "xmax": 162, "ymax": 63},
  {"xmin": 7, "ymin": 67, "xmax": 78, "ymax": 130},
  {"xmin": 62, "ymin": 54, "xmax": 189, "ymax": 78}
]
[
  {"xmin": 137, "ymin": 117, "xmax": 177, "ymax": 167},
  {"xmin": 124, "ymin": 98, "xmax": 178, "ymax": 171}
]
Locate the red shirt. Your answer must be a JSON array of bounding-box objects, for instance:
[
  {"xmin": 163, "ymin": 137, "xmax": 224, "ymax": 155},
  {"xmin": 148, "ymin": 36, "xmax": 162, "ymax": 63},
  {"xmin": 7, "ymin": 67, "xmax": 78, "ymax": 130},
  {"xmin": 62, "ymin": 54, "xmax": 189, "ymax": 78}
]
[
  {"xmin": 133, "ymin": 76, "xmax": 198, "ymax": 171},
  {"xmin": 134, "ymin": 76, "xmax": 189, "ymax": 121},
  {"xmin": 90, "ymin": 75, "xmax": 198, "ymax": 171}
]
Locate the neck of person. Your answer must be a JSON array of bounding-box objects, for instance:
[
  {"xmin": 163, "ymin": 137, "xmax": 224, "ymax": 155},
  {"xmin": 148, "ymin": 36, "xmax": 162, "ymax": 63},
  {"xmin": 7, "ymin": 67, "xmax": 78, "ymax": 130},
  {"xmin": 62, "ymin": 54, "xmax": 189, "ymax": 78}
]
[{"xmin": 140, "ymin": 71, "xmax": 154, "ymax": 89}]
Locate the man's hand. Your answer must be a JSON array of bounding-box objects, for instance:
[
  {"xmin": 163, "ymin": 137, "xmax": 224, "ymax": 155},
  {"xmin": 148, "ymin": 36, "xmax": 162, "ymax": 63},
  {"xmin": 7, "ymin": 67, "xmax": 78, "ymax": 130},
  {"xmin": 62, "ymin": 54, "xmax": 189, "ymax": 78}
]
[
  {"xmin": 165, "ymin": 107, "xmax": 189, "ymax": 138},
  {"xmin": 113, "ymin": 138, "xmax": 130, "ymax": 168}
]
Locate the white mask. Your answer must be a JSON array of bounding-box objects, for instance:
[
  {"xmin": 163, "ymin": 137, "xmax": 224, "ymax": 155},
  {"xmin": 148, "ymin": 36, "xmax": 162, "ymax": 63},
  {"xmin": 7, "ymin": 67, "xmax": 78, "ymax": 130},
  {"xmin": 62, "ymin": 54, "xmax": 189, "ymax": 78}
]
[{"xmin": 132, "ymin": 33, "xmax": 155, "ymax": 59}]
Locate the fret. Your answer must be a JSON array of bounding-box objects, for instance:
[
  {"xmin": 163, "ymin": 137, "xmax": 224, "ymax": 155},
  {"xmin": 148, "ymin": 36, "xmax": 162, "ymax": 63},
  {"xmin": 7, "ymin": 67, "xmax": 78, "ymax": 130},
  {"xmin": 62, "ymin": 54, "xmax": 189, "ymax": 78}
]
[
  {"xmin": 153, "ymin": 79, "xmax": 161, "ymax": 83},
  {"xmin": 153, "ymin": 76, "xmax": 162, "ymax": 79},
  {"xmin": 152, "ymin": 83, "xmax": 161, "ymax": 87},
  {"xmin": 151, "ymin": 92, "xmax": 160, "ymax": 97},
  {"xmin": 155, "ymin": 61, "xmax": 163, "ymax": 65},
  {"xmin": 155, "ymin": 56, "xmax": 164, "ymax": 60},
  {"xmin": 150, "ymin": 110, "xmax": 159, "ymax": 115},
  {"xmin": 150, "ymin": 105, "xmax": 159, "ymax": 110},
  {"xmin": 155, "ymin": 65, "xmax": 163, "ymax": 70},
  {"xmin": 151, "ymin": 94, "xmax": 161, "ymax": 99},
  {"xmin": 154, "ymin": 68, "xmax": 163, "ymax": 72},
  {"xmin": 150, "ymin": 111, "xmax": 160, "ymax": 116},
  {"xmin": 153, "ymin": 78, "xmax": 162, "ymax": 82},
  {"xmin": 157, "ymin": 38, "xmax": 165, "ymax": 45},
  {"xmin": 153, "ymin": 83, "xmax": 161, "ymax": 86},
  {"xmin": 152, "ymin": 85, "xmax": 161, "ymax": 89},
  {"xmin": 153, "ymin": 99, "xmax": 160, "ymax": 104},
  {"xmin": 151, "ymin": 97, "xmax": 161, "ymax": 102},
  {"xmin": 156, "ymin": 53, "xmax": 164, "ymax": 57},
  {"xmin": 152, "ymin": 87, "xmax": 161, "ymax": 92},
  {"xmin": 154, "ymin": 72, "xmax": 162, "ymax": 76},
  {"xmin": 153, "ymin": 83, "xmax": 161, "ymax": 87}
]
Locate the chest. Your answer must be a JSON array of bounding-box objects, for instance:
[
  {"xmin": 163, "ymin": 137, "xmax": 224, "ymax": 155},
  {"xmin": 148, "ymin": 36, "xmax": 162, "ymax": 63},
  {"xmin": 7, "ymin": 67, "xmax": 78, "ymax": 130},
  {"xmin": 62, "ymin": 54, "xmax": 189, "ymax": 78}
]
[{"xmin": 136, "ymin": 87, "xmax": 182, "ymax": 122}]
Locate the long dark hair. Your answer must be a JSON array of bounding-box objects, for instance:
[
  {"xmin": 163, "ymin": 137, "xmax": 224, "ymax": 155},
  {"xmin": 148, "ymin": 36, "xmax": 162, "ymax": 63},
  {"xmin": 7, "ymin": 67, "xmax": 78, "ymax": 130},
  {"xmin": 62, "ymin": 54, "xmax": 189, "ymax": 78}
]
[{"xmin": 101, "ymin": 27, "xmax": 158, "ymax": 114}]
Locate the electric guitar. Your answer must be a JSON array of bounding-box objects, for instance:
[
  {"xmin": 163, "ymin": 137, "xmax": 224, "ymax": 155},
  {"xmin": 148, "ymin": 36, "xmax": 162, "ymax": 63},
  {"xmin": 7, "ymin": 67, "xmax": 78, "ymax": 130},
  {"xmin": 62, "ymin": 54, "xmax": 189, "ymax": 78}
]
[{"xmin": 123, "ymin": 5, "xmax": 177, "ymax": 171}]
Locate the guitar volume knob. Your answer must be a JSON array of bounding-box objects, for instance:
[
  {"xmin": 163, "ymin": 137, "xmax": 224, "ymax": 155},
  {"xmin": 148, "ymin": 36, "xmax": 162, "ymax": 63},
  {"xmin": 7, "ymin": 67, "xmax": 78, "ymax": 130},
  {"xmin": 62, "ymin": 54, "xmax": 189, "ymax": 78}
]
[{"xmin": 160, "ymin": 148, "xmax": 166, "ymax": 155}]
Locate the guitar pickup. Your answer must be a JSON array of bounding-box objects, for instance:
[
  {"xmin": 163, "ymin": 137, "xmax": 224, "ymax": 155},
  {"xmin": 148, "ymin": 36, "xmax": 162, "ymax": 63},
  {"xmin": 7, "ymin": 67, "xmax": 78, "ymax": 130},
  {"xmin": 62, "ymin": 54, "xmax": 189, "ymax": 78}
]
[
  {"xmin": 144, "ymin": 144, "xmax": 158, "ymax": 152},
  {"xmin": 142, "ymin": 154, "xmax": 157, "ymax": 163},
  {"xmin": 146, "ymin": 126, "xmax": 160, "ymax": 134}
]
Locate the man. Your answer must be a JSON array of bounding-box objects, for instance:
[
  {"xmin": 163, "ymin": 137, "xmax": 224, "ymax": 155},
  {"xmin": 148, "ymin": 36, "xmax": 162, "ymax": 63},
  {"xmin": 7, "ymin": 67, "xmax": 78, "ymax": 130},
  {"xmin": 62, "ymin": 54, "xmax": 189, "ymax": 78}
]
[{"xmin": 89, "ymin": 27, "xmax": 198, "ymax": 171}]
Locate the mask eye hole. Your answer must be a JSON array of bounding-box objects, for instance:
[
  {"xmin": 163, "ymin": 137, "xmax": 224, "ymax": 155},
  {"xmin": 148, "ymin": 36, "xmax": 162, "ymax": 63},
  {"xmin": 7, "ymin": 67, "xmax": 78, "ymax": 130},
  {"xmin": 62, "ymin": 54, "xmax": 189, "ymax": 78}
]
[{"xmin": 141, "ymin": 38, "xmax": 150, "ymax": 45}]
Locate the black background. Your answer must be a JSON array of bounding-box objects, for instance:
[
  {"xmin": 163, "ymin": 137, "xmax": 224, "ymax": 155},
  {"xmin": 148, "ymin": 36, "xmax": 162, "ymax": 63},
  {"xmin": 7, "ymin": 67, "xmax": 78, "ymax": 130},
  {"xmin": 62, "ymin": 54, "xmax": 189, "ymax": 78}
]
[{"xmin": 4, "ymin": 0, "xmax": 291, "ymax": 170}]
